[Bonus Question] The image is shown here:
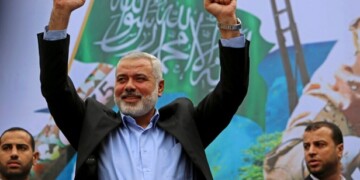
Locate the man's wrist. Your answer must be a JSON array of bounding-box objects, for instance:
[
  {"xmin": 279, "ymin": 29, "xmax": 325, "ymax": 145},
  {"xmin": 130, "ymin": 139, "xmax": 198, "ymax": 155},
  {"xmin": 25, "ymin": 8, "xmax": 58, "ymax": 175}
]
[
  {"xmin": 218, "ymin": 18, "xmax": 242, "ymax": 31},
  {"xmin": 48, "ymin": 9, "xmax": 71, "ymax": 31},
  {"xmin": 217, "ymin": 17, "xmax": 242, "ymax": 39}
]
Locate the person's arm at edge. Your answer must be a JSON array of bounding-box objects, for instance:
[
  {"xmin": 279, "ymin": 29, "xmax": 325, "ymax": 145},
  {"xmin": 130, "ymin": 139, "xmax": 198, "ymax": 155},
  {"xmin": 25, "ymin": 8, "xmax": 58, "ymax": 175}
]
[
  {"xmin": 38, "ymin": 0, "xmax": 86, "ymax": 149},
  {"xmin": 43, "ymin": 0, "xmax": 84, "ymax": 40}
]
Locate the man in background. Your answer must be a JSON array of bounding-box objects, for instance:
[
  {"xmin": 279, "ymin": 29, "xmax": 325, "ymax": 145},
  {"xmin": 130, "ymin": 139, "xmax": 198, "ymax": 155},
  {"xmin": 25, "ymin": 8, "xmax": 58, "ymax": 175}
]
[
  {"xmin": 264, "ymin": 17, "xmax": 360, "ymax": 179},
  {"xmin": 0, "ymin": 127, "xmax": 39, "ymax": 180},
  {"xmin": 303, "ymin": 121, "xmax": 345, "ymax": 180}
]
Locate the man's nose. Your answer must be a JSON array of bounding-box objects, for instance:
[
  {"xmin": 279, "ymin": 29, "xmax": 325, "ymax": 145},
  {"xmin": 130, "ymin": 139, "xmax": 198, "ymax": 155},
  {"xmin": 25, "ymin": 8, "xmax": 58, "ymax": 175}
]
[
  {"xmin": 10, "ymin": 148, "xmax": 19, "ymax": 159},
  {"xmin": 308, "ymin": 145, "xmax": 316, "ymax": 155},
  {"xmin": 125, "ymin": 79, "xmax": 135, "ymax": 92}
]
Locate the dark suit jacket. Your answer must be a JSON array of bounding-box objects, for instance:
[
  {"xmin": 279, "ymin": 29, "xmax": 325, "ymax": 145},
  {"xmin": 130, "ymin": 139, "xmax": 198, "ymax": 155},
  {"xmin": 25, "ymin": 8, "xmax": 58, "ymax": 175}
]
[{"xmin": 38, "ymin": 33, "xmax": 250, "ymax": 180}]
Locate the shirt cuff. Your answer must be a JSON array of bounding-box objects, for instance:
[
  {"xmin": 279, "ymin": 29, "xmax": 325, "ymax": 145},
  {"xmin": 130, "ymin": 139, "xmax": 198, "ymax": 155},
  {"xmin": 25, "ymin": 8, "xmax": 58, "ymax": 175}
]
[
  {"xmin": 43, "ymin": 26, "xmax": 67, "ymax": 41},
  {"xmin": 220, "ymin": 35, "xmax": 246, "ymax": 48}
]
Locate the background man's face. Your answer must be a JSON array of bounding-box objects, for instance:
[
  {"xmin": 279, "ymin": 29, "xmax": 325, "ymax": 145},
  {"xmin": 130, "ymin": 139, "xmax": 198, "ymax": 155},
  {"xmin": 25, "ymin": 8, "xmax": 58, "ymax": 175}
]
[
  {"xmin": 0, "ymin": 130, "xmax": 38, "ymax": 179},
  {"xmin": 303, "ymin": 127, "xmax": 343, "ymax": 178}
]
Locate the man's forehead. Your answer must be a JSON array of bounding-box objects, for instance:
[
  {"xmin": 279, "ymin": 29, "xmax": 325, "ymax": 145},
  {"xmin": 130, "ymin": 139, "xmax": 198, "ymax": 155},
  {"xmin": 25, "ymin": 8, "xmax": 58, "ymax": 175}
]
[
  {"xmin": 116, "ymin": 60, "xmax": 155, "ymax": 77},
  {"xmin": 0, "ymin": 131, "xmax": 31, "ymax": 145},
  {"xmin": 303, "ymin": 128, "xmax": 332, "ymax": 142}
]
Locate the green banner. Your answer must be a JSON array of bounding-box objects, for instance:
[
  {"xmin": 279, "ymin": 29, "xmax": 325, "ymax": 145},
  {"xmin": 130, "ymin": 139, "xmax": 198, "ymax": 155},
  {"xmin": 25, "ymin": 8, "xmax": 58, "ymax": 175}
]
[{"xmin": 74, "ymin": 0, "xmax": 274, "ymax": 129}]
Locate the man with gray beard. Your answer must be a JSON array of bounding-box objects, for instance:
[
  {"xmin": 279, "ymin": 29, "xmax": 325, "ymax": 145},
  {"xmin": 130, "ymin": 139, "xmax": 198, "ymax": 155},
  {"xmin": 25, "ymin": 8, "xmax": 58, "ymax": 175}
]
[{"xmin": 38, "ymin": 0, "xmax": 250, "ymax": 179}]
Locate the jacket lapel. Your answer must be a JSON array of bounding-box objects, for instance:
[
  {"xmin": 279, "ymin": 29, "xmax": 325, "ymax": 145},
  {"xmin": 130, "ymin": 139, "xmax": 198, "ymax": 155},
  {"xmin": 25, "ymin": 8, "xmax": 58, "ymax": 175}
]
[
  {"xmin": 76, "ymin": 99, "xmax": 121, "ymax": 172},
  {"xmin": 158, "ymin": 100, "xmax": 212, "ymax": 179}
]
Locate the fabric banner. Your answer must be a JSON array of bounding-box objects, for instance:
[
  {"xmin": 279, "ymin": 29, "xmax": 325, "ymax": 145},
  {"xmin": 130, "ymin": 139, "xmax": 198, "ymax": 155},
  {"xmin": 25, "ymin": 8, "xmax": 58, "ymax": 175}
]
[{"xmin": 1, "ymin": 0, "xmax": 360, "ymax": 179}]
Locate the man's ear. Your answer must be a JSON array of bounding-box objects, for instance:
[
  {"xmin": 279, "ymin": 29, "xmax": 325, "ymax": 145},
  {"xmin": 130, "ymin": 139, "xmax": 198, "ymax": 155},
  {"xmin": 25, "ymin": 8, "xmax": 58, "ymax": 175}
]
[
  {"xmin": 337, "ymin": 143, "xmax": 344, "ymax": 159},
  {"xmin": 158, "ymin": 80, "xmax": 165, "ymax": 97},
  {"xmin": 32, "ymin": 151, "xmax": 40, "ymax": 165}
]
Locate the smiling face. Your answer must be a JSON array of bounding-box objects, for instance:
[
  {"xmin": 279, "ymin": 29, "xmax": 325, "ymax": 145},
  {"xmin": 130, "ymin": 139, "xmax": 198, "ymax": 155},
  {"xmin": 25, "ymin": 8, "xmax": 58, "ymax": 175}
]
[
  {"xmin": 114, "ymin": 57, "xmax": 164, "ymax": 118},
  {"xmin": 303, "ymin": 127, "xmax": 343, "ymax": 179},
  {"xmin": 0, "ymin": 130, "xmax": 39, "ymax": 180}
]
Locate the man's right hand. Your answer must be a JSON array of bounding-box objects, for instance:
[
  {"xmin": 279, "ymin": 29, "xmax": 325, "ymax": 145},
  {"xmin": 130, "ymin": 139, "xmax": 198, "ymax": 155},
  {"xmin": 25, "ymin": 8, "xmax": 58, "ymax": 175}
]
[
  {"xmin": 48, "ymin": 0, "xmax": 86, "ymax": 30},
  {"xmin": 204, "ymin": 0, "xmax": 241, "ymax": 39}
]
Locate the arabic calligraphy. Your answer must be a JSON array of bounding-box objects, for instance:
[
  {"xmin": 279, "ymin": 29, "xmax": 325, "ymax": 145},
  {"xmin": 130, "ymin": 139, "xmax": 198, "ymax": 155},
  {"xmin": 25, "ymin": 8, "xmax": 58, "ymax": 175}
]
[{"xmin": 95, "ymin": 0, "xmax": 221, "ymax": 88}]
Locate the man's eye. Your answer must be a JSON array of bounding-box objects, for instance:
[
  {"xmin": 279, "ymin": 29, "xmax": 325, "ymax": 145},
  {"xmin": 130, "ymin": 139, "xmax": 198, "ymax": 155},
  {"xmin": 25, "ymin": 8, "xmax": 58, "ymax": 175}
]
[
  {"xmin": 1, "ymin": 145, "xmax": 11, "ymax": 151},
  {"xmin": 303, "ymin": 144, "xmax": 309, "ymax": 150},
  {"xmin": 315, "ymin": 142, "xmax": 326, "ymax": 148},
  {"xmin": 136, "ymin": 77, "xmax": 146, "ymax": 81},
  {"xmin": 117, "ymin": 77, "xmax": 126, "ymax": 83},
  {"xmin": 17, "ymin": 145, "xmax": 28, "ymax": 151}
]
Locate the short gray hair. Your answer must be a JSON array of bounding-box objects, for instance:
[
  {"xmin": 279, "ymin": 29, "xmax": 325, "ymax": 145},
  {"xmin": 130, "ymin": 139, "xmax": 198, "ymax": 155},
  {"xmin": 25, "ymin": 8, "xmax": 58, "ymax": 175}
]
[{"xmin": 116, "ymin": 51, "xmax": 163, "ymax": 82}]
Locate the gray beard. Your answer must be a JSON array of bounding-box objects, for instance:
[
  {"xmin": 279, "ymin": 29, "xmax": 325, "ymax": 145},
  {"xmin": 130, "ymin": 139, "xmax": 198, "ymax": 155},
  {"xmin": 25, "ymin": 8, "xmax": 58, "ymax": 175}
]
[{"xmin": 114, "ymin": 87, "xmax": 158, "ymax": 117}]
